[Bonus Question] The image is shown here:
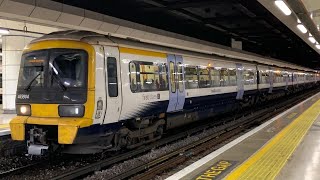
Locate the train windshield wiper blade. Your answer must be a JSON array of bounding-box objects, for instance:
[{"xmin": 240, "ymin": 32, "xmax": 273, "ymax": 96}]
[
  {"xmin": 52, "ymin": 73, "xmax": 67, "ymax": 91},
  {"xmin": 50, "ymin": 63, "xmax": 67, "ymax": 91},
  {"xmin": 24, "ymin": 73, "xmax": 41, "ymax": 91}
]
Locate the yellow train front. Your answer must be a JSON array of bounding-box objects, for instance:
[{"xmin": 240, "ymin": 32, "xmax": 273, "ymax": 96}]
[{"xmin": 10, "ymin": 32, "xmax": 99, "ymax": 155}]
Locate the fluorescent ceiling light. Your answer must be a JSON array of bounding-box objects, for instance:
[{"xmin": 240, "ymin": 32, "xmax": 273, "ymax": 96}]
[
  {"xmin": 275, "ymin": 0, "xmax": 292, "ymax": 16},
  {"xmin": 309, "ymin": 36, "xmax": 316, "ymax": 44},
  {"xmin": 297, "ymin": 18, "xmax": 301, "ymax": 23},
  {"xmin": 316, "ymin": 44, "xmax": 320, "ymax": 49},
  {"xmin": 297, "ymin": 24, "xmax": 307, "ymax": 34},
  {"xmin": 0, "ymin": 29, "xmax": 9, "ymax": 34}
]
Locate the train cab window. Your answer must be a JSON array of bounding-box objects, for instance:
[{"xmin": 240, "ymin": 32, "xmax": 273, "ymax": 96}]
[
  {"xmin": 107, "ymin": 57, "xmax": 118, "ymax": 97},
  {"xmin": 139, "ymin": 63, "xmax": 160, "ymax": 91},
  {"xmin": 228, "ymin": 68, "xmax": 237, "ymax": 86},
  {"xmin": 243, "ymin": 69, "xmax": 255, "ymax": 85},
  {"xmin": 170, "ymin": 62, "xmax": 176, "ymax": 93},
  {"xmin": 220, "ymin": 68, "xmax": 228, "ymax": 86},
  {"xmin": 18, "ymin": 51, "xmax": 47, "ymax": 88},
  {"xmin": 199, "ymin": 67, "xmax": 210, "ymax": 88},
  {"xmin": 210, "ymin": 68, "xmax": 220, "ymax": 87},
  {"xmin": 185, "ymin": 66, "xmax": 198, "ymax": 89},
  {"xmin": 129, "ymin": 62, "xmax": 138, "ymax": 91},
  {"xmin": 177, "ymin": 62, "xmax": 184, "ymax": 92}
]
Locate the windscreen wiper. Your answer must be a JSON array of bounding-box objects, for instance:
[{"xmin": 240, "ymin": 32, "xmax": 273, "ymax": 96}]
[
  {"xmin": 52, "ymin": 73, "xmax": 67, "ymax": 91},
  {"xmin": 24, "ymin": 73, "xmax": 41, "ymax": 91},
  {"xmin": 50, "ymin": 63, "xmax": 67, "ymax": 91}
]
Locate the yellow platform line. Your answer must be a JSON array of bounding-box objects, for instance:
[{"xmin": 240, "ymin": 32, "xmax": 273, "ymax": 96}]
[
  {"xmin": 225, "ymin": 99, "xmax": 320, "ymax": 180},
  {"xmin": 0, "ymin": 124, "xmax": 9, "ymax": 129}
]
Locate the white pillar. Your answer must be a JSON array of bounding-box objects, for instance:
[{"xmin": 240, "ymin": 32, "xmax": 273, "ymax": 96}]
[{"xmin": 2, "ymin": 35, "xmax": 36, "ymax": 113}]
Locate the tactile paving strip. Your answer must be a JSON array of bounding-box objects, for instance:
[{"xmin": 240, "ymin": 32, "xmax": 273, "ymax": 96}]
[{"xmin": 225, "ymin": 99, "xmax": 320, "ymax": 180}]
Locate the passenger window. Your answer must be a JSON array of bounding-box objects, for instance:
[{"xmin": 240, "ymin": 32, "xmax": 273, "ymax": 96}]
[
  {"xmin": 139, "ymin": 63, "xmax": 160, "ymax": 91},
  {"xmin": 185, "ymin": 66, "xmax": 198, "ymax": 89},
  {"xmin": 260, "ymin": 71, "xmax": 268, "ymax": 84},
  {"xmin": 274, "ymin": 71, "xmax": 282, "ymax": 83},
  {"xmin": 199, "ymin": 67, "xmax": 210, "ymax": 88},
  {"xmin": 159, "ymin": 64, "xmax": 168, "ymax": 90},
  {"xmin": 220, "ymin": 68, "xmax": 228, "ymax": 86},
  {"xmin": 107, "ymin": 57, "xmax": 118, "ymax": 97},
  {"xmin": 177, "ymin": 62, "xmax": 184, "ymax": 92},
  {"xmin": 243, "ymin": 69, "xmax": 255, "ymax": 85},
  {"xmin": 129, "ymin": 62, "xmax": 138, "ymax": 91},
  {"xmin": 170, "ymin": 62, "xmax": 176, "ymax": 93},
  {"xmin": 210, "ymin": 68, "xmax": 220, "ymax": 87},
  {"xmin": 129, "ymin": 61, "xmax": 169, "ymax": 93},
  {"xmin": 282, "ymin": 72, "xmax": 288, "ymax": 83},
  {"xmin": 228, "ymin": 68, "xmax": 237, "ymax": 86}
]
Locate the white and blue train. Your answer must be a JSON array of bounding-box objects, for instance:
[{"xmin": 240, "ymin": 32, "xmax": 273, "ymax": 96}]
[{"xmin": 9, "ymin": 31, "xmax": 320, "ymax": 155}]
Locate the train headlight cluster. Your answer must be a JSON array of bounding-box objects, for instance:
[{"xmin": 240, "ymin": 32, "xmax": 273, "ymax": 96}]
[
  {"xmin": 16, "ymin": 104, "xmax": 31, "ymax": 116},
  {"xmin": 58, "ymin": 105, "xmax": 85, "ymax": 117}
]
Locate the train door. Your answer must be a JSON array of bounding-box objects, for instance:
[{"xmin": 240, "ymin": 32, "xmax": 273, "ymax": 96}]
[
  {"xmin": 103, "ymin": 46, "xmax": 122, "ymax": 124},
  {"xmin": 236, "ymin": 63, "xmax": 244, "ymax": 100},
  {"xmin": 93, "ymin": 46, "xmax": 107, "ymax": 124},
  {"xmin": 167, "ymin": 54, "xmax": 185, "ymax": 112}
]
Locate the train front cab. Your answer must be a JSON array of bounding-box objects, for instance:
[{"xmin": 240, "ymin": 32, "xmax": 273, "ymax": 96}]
[{"xmin": 9, "ymin": 40, "xmax": 97, "ymax": 155}]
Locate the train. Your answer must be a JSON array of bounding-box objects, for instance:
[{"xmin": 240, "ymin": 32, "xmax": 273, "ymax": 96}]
[{"xmin": 9, "ymin": 30, "xmax": 320, "ymax": 155}]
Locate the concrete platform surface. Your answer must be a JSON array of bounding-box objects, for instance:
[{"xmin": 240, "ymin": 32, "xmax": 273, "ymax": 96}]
[{"xmin": 167, "ymin": 92, "xmax": 320, "ymax": 180}]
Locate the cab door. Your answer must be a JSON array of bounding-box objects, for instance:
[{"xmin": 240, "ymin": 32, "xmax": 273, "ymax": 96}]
[
  {"xmin": 167, "ymin": 54, "xmax": 185, "ymax": 112},
  {"xmin": 103, "ymin": 46, "xmax": 122, "ymax": 124}
]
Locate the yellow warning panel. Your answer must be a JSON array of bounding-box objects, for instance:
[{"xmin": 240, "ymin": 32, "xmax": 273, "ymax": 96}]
[{"xmin": 226, "ymin": 99, "xmax": 320, "ymax": 180}]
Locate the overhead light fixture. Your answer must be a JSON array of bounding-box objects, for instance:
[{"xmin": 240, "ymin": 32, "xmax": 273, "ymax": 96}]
[
  {"xmin": 309, "ymin": 36, "xmax": 316, "ymax": 44},
  {"xmin": 0, "ymin": 29, "xmax": 9, "ymax": 34},
  {"xmin": 316, "ymin": 44, "xmax": 320, "ymax": 49},
  {"xmin": 297, "ymin": 24, "xmax": 308, "ymax": 34},
  {"xmin": 275, "ymin": 0, "xmax": 292, "ymax": 16}
]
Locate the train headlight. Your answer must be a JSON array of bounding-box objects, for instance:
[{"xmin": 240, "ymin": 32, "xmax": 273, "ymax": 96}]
[
  {"xmin": 16, "ymin": 104, "xmax": 31, "ymax": 116},
  {"xmin": 58, "ymin": 105, "xmax": 85, "ymax": 117}
]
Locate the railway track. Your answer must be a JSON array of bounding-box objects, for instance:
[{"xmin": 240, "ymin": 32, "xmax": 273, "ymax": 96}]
[
  {"xmin": 126, "ymin": 91, "xmax": 319, "ymax": 180},
  {"xmin": 1, "ymin": 88, "xmax": 319, "ymax": 179},
  {"xmin": 89, "ymin": 89, "xmax": 319, "ymax": 180},
  {"xmin": 0, "ymin": 135, "xmax": 25, "ymax": 157}
]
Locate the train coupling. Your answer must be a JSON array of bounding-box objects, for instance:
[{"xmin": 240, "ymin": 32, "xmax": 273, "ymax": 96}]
[
  {"xmin": 28, "ymin": 144, "xmax": 49, "ymax": 155},
  {"xmin": 27, "ymin": 127, "xmax": 49, "ymax": 155}
]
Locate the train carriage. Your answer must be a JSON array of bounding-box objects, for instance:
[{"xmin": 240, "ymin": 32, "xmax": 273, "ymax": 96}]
[{"xmin": 9, "ymin": 30, "xmax": 320, "ymax": 155}]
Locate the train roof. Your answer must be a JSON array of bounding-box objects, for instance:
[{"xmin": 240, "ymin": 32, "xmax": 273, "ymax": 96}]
[{"xmin": 32, "ymin": 30, "xmax": 316, "ymax": 72}]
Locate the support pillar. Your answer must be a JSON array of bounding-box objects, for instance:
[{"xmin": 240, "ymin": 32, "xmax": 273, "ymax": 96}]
[{"xmin": 2, "ymin": 35, "xmax": 36, "ymax": 113}]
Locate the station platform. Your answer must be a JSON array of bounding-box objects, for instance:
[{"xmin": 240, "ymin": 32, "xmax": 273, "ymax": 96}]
[
  {"xmin": 0, "ymin": 113, "xmax": 15, "ymax": 136},
  {"xmin": 167, "ymin": 92, "xmax": 320, "ymax": 180}
]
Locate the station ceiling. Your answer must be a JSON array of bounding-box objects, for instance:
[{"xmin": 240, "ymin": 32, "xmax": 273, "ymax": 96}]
[{"xmin": 54, "ymin": 0, "xmax": 320, "ymax": 69}]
